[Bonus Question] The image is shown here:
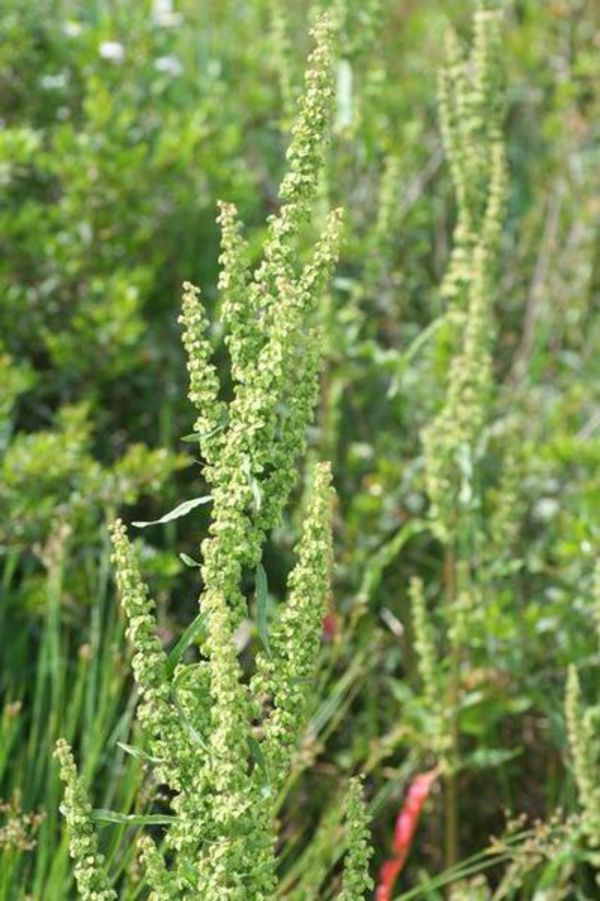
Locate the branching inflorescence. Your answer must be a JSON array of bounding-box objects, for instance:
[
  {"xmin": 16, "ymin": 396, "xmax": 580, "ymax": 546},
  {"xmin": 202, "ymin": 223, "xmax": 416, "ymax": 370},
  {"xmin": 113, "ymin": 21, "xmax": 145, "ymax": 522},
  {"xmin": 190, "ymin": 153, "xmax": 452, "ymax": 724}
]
[
  {"xmin": 422, "ymin": 0, "xmax": 506, "ymax": 542},
  {"xmin": 412, "ymin": 0, "xmax": 507, "ymax": 722},
  {"xmin": 411, "ymin": 1, "xmax": 507, "ymax": 868},
  {"xmin": 55, "ymin": 16, "xmax": 372, "ymax": 900}
]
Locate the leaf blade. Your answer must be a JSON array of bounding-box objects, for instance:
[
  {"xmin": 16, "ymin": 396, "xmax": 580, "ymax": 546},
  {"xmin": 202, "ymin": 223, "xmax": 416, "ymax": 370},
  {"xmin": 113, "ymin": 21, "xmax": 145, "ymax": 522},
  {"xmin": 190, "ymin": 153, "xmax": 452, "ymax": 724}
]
[
  {"xmin": 167, "ymin": 612, "xmax": 207, "ymax": 674},
  {"xmin": 132, "ymin": 496, "xmax": 212, "ymax": 529},
  {"xmin": 255, "ymin": 563, "xmax": 270, "ymax": 656},
  {"xmin": 91, "ymin": 809, "xmax": 175, "ymax": 826}
]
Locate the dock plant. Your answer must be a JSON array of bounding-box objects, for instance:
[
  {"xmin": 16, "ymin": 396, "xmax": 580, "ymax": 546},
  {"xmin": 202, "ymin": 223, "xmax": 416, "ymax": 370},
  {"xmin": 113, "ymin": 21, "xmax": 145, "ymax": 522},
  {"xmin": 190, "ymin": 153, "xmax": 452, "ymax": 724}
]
[
  {"xmin": 55, "ymin": 16, "xmax": 372, "ymax": 899},
  {"xmin": 416, "ymin": 0, "xmax": 507, "ymax": 868},
  {"xmin": 3, "ymin": 0, "xmax": 599, "ymax": 897},
  {"xmin": 422, "ymin": 0, "xmax": 506, "ymax": 544}
]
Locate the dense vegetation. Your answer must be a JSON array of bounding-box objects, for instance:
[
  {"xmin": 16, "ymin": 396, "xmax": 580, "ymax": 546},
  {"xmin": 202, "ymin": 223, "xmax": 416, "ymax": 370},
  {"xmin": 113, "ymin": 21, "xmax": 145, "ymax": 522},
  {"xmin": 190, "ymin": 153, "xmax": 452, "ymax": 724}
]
[{"xmin": 2, "ymin": 0, "xmax": 600, "ymax": 898}]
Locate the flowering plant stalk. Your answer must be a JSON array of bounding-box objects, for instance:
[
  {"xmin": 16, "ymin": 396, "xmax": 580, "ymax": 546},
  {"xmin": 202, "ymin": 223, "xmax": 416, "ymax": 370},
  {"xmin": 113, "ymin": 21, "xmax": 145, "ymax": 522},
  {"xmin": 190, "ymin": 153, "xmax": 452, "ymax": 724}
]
[
  {"xmin": 416, "ymin": 0, "xmax": 507, "ymax": 869},
  {"xmin": 55, "ymin": 16, "xmax": 372, "ymax": 900}
]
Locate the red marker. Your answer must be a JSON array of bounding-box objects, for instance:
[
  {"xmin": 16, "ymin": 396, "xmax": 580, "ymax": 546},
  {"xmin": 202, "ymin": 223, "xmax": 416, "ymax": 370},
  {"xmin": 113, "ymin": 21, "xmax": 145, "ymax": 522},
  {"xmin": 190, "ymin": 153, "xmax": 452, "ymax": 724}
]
[{"xmin": 375, "ymin": 769, "xmax": 438, "ymax": 901}]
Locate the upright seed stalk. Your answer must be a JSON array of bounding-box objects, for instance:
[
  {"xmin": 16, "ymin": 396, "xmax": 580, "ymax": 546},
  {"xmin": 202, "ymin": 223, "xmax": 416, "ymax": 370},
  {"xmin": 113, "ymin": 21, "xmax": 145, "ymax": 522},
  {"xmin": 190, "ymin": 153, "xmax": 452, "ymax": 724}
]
[
  {"xmin": 55, "ymin": 16, "xmax": 371, "ymax": 900},
  {"xmin": 418, "ymin": 0, "xmax": 507, "ymax": 871}
]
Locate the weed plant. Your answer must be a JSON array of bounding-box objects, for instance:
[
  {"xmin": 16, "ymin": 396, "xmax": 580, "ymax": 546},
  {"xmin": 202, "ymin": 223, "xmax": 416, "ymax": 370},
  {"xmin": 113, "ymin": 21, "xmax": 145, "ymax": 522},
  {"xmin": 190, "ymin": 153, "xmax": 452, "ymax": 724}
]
[{"xmin": 3, "ymin": 0, "xmax": 600, "ymax": 898}]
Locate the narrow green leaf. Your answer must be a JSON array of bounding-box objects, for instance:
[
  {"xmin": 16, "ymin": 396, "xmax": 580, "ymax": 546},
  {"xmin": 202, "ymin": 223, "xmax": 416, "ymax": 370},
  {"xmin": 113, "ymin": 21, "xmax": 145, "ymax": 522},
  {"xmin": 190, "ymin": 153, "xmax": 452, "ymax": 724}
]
[
  {"xmin": 250, "ymin": 478, "xmax": 262, "ymax": 513},
  {"xmin": 387, "ymin": 315, "xmax": 446, "ymax": 398},
  {"xmin": 179, "ymin": 552, "xmax": 201, "ymax": 568},
  {"xmin": 242, "ymin": 457, "xmax": 262, "ymax": 513},
  {"xmin": 132, "ymin": 496, "xmax": 212, "ymax": 529},
  {"xmin": 167, "ymin": 612, "xmax": 207, "ymax": 674},
  {"xmin": 91, "ymin": 809, "xmax": 174, "ymax": 826},
  {"xmin": 172, "ymin": 693, "xmax": 209, "ymax": 750},
  {"xmin": 255, "ymin": 563, "xmax": 270, "ymax": 656},
  {"xmin": 462, "ymin": 747, "xmax": 521, "ymax": 770},
  {"xmin": 116, "ymin": 741, "xmax": 162, "ymax": 765},
  {"xmin": 358, "ymin": 519, "xmax": 429, "ymax": 603},
  {"xmin": 248, "ymin": 735, "xmax": 269, "ymax": 780},
  {"xmin": 180, "ymin": 417, "xmax": 228, "ymax": 444}
]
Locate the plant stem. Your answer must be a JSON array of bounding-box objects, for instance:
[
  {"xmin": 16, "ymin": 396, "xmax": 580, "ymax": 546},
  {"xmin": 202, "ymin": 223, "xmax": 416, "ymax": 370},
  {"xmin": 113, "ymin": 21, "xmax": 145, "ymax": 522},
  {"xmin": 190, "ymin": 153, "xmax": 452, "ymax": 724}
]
[{"xmin": 444, "ymin": 546, "xmax": 459, "ymax": 875}]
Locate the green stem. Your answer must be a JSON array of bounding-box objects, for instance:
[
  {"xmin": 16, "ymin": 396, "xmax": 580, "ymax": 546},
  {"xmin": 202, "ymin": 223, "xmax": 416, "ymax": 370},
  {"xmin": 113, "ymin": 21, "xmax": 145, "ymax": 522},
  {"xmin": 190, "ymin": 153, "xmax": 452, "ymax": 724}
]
[{"xmin": 444, "ymin": 547, "xmax": 459, "ymax": 876}]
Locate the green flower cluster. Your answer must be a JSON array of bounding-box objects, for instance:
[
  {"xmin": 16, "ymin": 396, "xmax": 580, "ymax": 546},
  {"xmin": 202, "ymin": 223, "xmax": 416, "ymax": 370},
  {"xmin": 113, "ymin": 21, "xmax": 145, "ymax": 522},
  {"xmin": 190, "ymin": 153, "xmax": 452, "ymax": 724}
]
[
  {"xmin": 268, "ymin": 0, "xmax": 296, "ymax": 122},
  {"xmin": 179, "ymin": 13, "xmax": 343, "ymax": 635},
  {"xmin": 109, "ymin": 520, "xmax": 186, "ymax": 789},
  {"xmin": 437, "ymin": 0, "xmax": 505, "ymax": 312},
  {"xmin": 409, "ymin": 577, "xmax": 442, "ymax": 737},
  {"xmin": 251, "ymin": 461, "xmax": 334, "ymax": 787},
  {"xmin": 55, "ymin": 15, "xmax": 372, "ymax": 901},
  {"xmin": 340, "ymin": 777, "xmax": 374, "ymax": 901},
  {"xmin": 54, "ymin": 740, "xmax": 116, "ymax": 901},
  {"xmin": 422, "ymin": 1, "xmax": 507, "ymax": 541},
  {"xmin": 565, "ymin": 666, "xmax": 600, "ymax": 853}
]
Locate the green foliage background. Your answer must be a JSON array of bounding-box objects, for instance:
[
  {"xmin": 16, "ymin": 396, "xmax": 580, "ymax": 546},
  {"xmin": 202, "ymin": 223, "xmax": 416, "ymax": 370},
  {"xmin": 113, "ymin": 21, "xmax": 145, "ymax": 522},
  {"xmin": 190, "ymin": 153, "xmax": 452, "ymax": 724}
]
[{"xmin": 2, "ymin": 0, "xmax": 600, "ymax": 897}]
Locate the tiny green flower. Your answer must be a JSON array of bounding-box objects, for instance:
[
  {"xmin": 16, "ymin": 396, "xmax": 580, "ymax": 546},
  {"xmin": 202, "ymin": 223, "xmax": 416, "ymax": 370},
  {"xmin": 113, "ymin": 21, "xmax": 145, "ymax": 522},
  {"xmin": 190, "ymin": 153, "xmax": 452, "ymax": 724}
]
[
  {"xmin": 54, "ymin": 738, "xmax": 116, "ymax": 901},
  {"xmin": 340, "ymin": 776, "xmax": 374, "ymax": 901}
]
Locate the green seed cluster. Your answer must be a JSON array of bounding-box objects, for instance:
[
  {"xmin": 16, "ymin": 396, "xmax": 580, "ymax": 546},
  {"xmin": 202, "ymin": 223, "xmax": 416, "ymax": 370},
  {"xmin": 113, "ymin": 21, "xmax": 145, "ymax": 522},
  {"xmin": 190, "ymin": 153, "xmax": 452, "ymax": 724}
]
[
  {"xmin": 484, "ymin": 419, "xmax": 525, "ymax": 572},
  {"xmin": 179, "ymin": 282, "xmax": 225, "ymax": 457},
  {"xmin": 216, "ymin": 201, "xmax": 255, "ymax": 387},
  {"xmin": 109, "ymin": 519, "xmax": 186, "ymax": 788},
  {"xmin": 54, "ymin": 739, "xmax": 116, "ymax": 901},
  {"xmin": 55, "ymin": 15, "xmax": 369, "ymax": 901},
  {"xmin": 340, "ymin": 777, "xmax": 374, "ymax": 901},
  {"xmin": 423, "ymin": 3, "xmax": 506, "ymax": 541},
  {"xmin": 178, "ymin": 16, "xmax": 342, "ymax": 634},
  {"xmin": 438, "ymin": 2, "xmax": 505, "ymax": 311},
  {"xmin": 252, "ymin": 461, "xmax": 334, "ymax": 786},
  {"xmin": 138, "ymin": 835, "xmax": 180, "ymax": 900},
  {"xmin": 268, "ymin": 0, "xmax": 296, "ymax": 122},
  {"xmin": 410, "ymin": 577, "xmax": 439, "ymax": 719},
  {"xmin": 410, "ymin": 574, "xmax": 458, "ymax": 761},
  {"xmin": 565, "ymin": 666, "xmax": 600, "ymax": 852}
]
